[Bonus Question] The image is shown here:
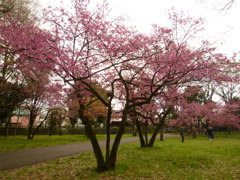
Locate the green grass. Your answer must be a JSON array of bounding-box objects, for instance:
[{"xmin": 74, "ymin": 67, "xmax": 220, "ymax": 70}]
[
  {"xmin": 0, "ymin": 134, "xmax": 132, "ymax": 152},
  {"xmin": 1, "ymin": 135, "xmax": 240, "ymax": 179}
]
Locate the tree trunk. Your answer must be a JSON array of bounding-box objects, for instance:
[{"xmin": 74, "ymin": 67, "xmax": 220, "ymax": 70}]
[
  {"xmin": 108, "ymin": 107, "xmax": 129, "ymax": 169},
  {"xmin": 49, "ymin": 124, "xmax": 53, "ymax": 136},
  {"xmin": 148, "ymin": 124, "xmax": 162, "ymax": 147},
  {"xmin": 31, "ymin": 111, "xmax": 50, "ymax": 139},
  {"xmin": 84, "ymin": 119, "xmax": 106, "ymax": 171},
  {"xmin": 192, "ymin": 131, "xmax": 196, "ymax": 138},
  {"xmin": 14, "ymin": 108, "xmax": 21, "ymax": 136},
  {"xmin": 105, "ymin": 105, "xmax": 112, "ymax": 169},
  {"xmin": 4, "ymin": 118, "xmax": 10, "ymax": 137},
  {"xmin": 144, "ymin": 122, "xmax": 148, "ymax": 146},
  {"xmin": 149, "ymin": 108, "xmax": 171, "ymax": 147},
  {"xmin": 132, "ymin": 119, "xmax": 137, "ymax": 136},
  {"xmin": 160, "ymin": 126, "xmax": 164, "ymax": 141},
  {"xmin": 27, "ymin": 112, "xmax": 36, "ymax": 140},
  {"xmin": 27, "ymin": 119, "xmax": 34, "ymax": 140},
  {"xmin": 49, "ymin": 111, "xmax": 54, "ymax": 136},
  {"xmin": 4, "ymin": 110, "xmax": 13, "ymax": 137},
  {"xmin": 135, "ymin": 118, "xmax": 146, "ymax": 147},
  {"xmin": 78, "ymin": 107, "xmax": 106, "ymax": 171},
  {"xmin": 85, "ymin": 127, "xmax": 90, "ymax": 139},
  {"xmin": 227, "ymin": 127, "xmax": 231, "ymax": 135}
]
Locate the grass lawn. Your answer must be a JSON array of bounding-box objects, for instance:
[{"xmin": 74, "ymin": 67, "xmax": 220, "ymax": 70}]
[
  {"xmin": 1, "ymin": 135, "xmax": 240, "ymax": 179},
  {"xmin": 0, "ymin": 134, "xmax": 132, "ymax": 152}
]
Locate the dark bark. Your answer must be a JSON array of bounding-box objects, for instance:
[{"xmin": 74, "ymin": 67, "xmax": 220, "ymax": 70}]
[
  {"xmin": 27, "ymin": 116, "xmax": 34, "ymax": 140},
  {"xmin": 135, "ymin": 117, "xmax": 146, "ymax": 147},
  {"xmin": 144, "ymin": 122, "xmax": 148, "ymax": 146},
  {"xmin": 14, "ymin": 109, "xmax": 21, "ymax": 136},
  {"xmin": 160, "ymin": 126, "xmax": 164, "ymax": 141},
  {"xmin": 108, "ymin": 107, "xmax": 129, "ymax": 169},
  {"xmin": 132, "ymin": 119, "xmax": 137, "ymax": 136},
  {"xmin": 105, "ymin": 104, "xmax": 112, "ymax": 169},
  {"xmin": 49, "ymin": 111, "xmax": 54, "ymax": 136},
  {"xmin": 227, "ymin": 127, "xmax": 231, "ymax": 135},
  {"xmin": 85, "ymin": 119, "xmax": 106, "ymax": 171},
  {"xmin": 31, "ymin": 111, "xmax": 51, "ymax": 139},
  {"xmin": 4, "ymin": 115, "xmax": 11, "ymax": 137},
  {"xmin": 13, "ymin": 126, "xmax": 17, "ymax": 136},
  {"xmin": 27, "ymin": 123, "xmax": 33, "ymax": 139},
  {"xmin": 148, "ymin": 124, "xmax": 162, "ymax": 147},
  {"xmin": 4, "ymin": 109, "xmax": 13, "ymax": 137},
  {"xmin": 192, "ymin": 130, "xmax": 196, "ymax": 138},
  {"xmin": 148, "ymin": 108, "xmax": 171, "ymax": 147},
  {"xmin": 27, "ymin": 109, "xmax": 38, "ymax": 140},
  {"xmin": 85, "ymin": 128, "xmax": 89, "ymax": 139},
  {"xmin": 49, "ymin": 124, "xmax": 53, "ymax": 136},
  {"xmin": 79, "ymin": 106, "xmax": 106, "ymax": 171}
]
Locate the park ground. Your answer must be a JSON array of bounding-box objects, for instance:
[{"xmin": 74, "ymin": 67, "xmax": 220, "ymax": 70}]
[
  {"xmin": 0, "ymin": 133, "xmax": 240, "ymax": 179},
  {"xmin": 0, "ymin": 134, "xmax": 132, "ymax": 152}
]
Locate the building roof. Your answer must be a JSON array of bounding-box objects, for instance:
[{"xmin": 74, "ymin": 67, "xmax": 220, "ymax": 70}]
[{"xmin": 13, "ymin": 109, "xmax": 30, "ymax": 116}]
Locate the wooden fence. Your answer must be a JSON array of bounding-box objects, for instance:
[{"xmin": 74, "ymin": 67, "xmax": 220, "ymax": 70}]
[{"xmin": 0, "ymin": 126, "xmax": 157, "ymax": 136}]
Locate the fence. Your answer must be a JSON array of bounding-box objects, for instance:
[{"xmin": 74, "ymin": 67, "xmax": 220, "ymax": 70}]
[
  {"xmin": 0, "ymin": 126, "xmax": 239, "ymax": 136},
  {"xmin": 0, "ymin": 126, "xmax": 156, "ymax": 136}
]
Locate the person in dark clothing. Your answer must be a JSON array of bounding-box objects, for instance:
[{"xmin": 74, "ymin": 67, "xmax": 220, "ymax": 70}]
[
  {"xmin": 209, "ymin": 127, "xmax": 214, "ymax": 140},
  {"xmin": 206, "ymin": 128, "xmax": 211, "ymax": 139},
  {"xmin": 180, "ymin": 128, "xmax": 184, "ymax": 143}
]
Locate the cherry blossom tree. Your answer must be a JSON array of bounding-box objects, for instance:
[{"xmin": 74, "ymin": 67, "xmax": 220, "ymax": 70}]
[
  {"xmin": 66, "ymin": 83, "xmax": 108, "ymax": 134},
  {"xmin": 43, "ymin": 0, "xmax": 140, "ymax": 170},
  {"xmin": 0, "ymin": 12, "xmax": 60, "ymax": 138},
  {"xmin": 129, "ymin": 86, "xmax": 179, "ymax": 147},
  {"xmin": 171, "ymin": 99, "xmax": 219, "ymax": 137},
  {"xmin": 214, "ymin": 82, "xmax": 240, "ymax": 131},
  {"xmin": 43, "ymin": 0, "xmax": 235, "ymax": 171},
  {"xmin": 218, "ymin": 99, "xmax": 240, "ymax": 130},
  {"xmin": 24, "ymin": 72, "xmax": 63, "ymax": 140},
  {"xmin": 169, "ymin": 79, "xmax": 240, "ymax": 138}
]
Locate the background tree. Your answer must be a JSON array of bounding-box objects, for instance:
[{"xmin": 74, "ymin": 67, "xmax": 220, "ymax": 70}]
[
  {"xmin": 0, "ymin": 3, "xmax": 59, "ymax": 139},
  {"xmin": 47, "ymin": 107, "xmax": 66, "ymax": 136},
  {"xmin": 199, "ymin": 0, "xmax": 235, "ymax": 11},
  {"xmin": 67, "ymin": 101, "xmax": 79, "ymax": 129},
  {"xmin": 66, "ymin": 82, "xmax": 108, "ymax": 137},
  {"xmin": 214, "ymin": 82, "xmax": 240, "ymax": 132},
  {"xmin": 24, "ymin": 71, "xmax": 63, "ymax": 140},
  {"xmin": 130, "ymin": 88, "xmax": 177, "ymax": 147},
  {"xmin": 0, "ymin": 80, "xmax": 29, "ymax": 136}
]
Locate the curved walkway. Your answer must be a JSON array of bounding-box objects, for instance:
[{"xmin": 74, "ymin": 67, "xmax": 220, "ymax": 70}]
[{"xmin": 0, "ymin": 134, "xmax": 178, "ymax": 171}]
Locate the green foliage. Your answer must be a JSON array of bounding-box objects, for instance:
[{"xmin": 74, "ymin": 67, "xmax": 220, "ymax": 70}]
[
  {"xmin": 0, "ymin": 80, "xmax": 29, "ymax": 123},
  {"xmin": 1, "ymin": 135, "xmax": 240, "ymax": 179}
]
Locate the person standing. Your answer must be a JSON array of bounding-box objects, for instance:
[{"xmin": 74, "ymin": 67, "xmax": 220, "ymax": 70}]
[
  {"xmin": 180, "ymin": 128, "xmax": 184, "ymax": 143},
  {"xmin": 207, "ymin": 128, "xmax": 211, "ymax": 139},
  {"xmin": 209, "ymin": 127, "xmax": 214, "ymax": 140}
]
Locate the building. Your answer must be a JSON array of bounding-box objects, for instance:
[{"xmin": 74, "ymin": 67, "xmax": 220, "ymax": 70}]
[
  {"xmin": 10, "ymin": 108, "xmax": 39, "ymax": 128},
  {"xmin": 110, "ymin": 113, "xmax": 132, "ymax": 127}
]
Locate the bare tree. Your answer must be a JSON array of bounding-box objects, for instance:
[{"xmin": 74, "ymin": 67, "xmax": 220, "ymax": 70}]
[
  {"xmin": 198, "ymin": 0, "xmax": 235, "ymax": 11},
  {"xmin": 221, "ymin": 0, "xmax": 235, "ymax": 10}
]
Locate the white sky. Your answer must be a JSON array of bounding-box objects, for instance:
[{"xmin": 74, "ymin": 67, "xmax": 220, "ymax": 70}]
[{"xmin": 40, "ymin": 0, "xmax": 240, "ymax": 56}]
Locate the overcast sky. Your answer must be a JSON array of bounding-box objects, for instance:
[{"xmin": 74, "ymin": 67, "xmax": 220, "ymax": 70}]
[{"xmin": 40, "ymin": 0, "xmax": 240, "ymax": 56}]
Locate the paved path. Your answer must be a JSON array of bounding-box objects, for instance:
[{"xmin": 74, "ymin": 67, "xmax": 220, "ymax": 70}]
[{"xmin": 0, "ymin": 134, "xmax": 178, "ymax": 171}]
